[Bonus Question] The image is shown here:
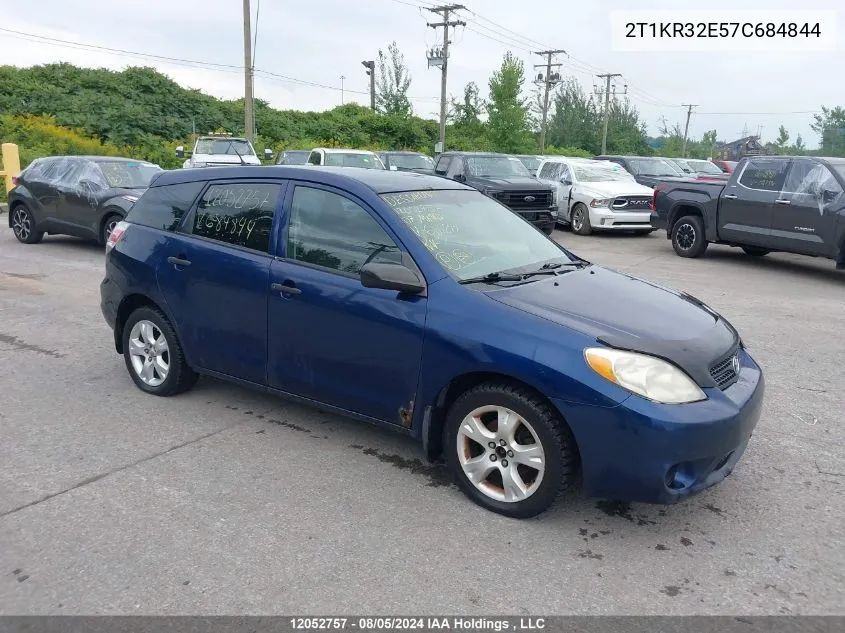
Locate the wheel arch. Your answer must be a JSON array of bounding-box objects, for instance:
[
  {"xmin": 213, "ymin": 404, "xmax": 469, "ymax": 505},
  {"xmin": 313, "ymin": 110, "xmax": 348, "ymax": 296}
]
[
  {"xmin": 113, "ymin": 293, "xmax": 167, "ymax": 354},
  {"xmin": 667, "ymin": 203, "xmax": 704, "ymax": 236},
  {"xmin": 422, "ymin": 370, "xmax": 581, "ymax": 464},
  {"xmin": 97, "ymin": 207, "xmax": 126, "ymax": 244}
]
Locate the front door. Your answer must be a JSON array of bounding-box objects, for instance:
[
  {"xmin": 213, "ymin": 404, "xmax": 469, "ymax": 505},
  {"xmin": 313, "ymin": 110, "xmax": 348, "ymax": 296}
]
[
  {"xmin": 267, "ymin": 183, "xmax": 427, "ymax": 425},
  {"xmin": 771, "ymin": 159, "xmax": 845, "ymax": 256},
  {"xmin": 718, "ymin": 157, "xmax": 789, "ymax": 246},
  {"xmin": 155, "ymin": 180, "xmax": 283, "ymax": 384}
]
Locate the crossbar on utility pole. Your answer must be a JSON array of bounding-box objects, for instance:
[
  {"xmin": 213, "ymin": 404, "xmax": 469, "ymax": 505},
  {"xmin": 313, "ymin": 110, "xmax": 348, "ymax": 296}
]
[
  {"xmin": 243, "ymin": 0, "xmax": 255, "ymax": 143},
  {"xmin": 534, "ymin": 50, "xmax": 565, "ymax": 154},
  {"xmin": 427, "ymin": 4, "xmax": 465, "ymax": 154},
  {"xmin": 681, "ymin": 104, "xmax": 698, "ymax": 157},
  {"xmin": 596, "ymin": 73, "xmax": 623, "ymax": 154}
]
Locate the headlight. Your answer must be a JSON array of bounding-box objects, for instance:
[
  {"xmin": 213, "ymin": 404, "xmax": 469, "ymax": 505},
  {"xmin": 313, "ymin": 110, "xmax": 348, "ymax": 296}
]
[
  {"xmin": 551, "ymin": 189, "xmax": 558, "ymax": 204},
  {"xmin": 589, "ymin": 198, "xmax": 612, "ymax": 207},
  {"xmin": 584, "ymin": 347, "xmax": 706, "ymax": 404}
]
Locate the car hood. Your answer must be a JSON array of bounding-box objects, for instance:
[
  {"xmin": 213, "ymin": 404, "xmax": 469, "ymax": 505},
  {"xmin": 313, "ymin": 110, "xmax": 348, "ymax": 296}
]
[
  {"xmin": 484, "ymin": 266, "xmax": 739, "ymax": 388},
  {"xmin": 469, "ymin": 176, "xmax": 548, "ymax": 190},
  {"xmin": 576, "ymin": 180, "xmax": 654, "ymax": 198}
]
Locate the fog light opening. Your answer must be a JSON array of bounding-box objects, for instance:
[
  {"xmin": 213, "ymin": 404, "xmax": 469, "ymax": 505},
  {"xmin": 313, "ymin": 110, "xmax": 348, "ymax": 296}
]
[{"xmin": 665, "ymin": 465, "xmax": 685, "ymax": 490}]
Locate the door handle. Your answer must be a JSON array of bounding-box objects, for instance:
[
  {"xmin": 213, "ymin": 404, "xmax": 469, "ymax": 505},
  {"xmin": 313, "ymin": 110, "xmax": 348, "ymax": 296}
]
[
  {"xmin": 723, "ymin": 194, "xmax": 738, "ymax": 200},
  {"xmin": 774, "ymin": 199, "xmax": 792, "ymax": 205},
  {"xmin": 271, "ymin": 282, "xmax": 302, "ymax": 295},
  {"xmin": 167, "ymin": 256, "xmax": 192, "ymax": 267}
]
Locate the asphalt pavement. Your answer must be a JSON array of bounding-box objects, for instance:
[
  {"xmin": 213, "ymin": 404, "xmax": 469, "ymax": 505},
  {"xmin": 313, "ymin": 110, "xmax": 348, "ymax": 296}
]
[{"xmin": 0, "ymin": 227, "xmax": 842, "ymax": 615}]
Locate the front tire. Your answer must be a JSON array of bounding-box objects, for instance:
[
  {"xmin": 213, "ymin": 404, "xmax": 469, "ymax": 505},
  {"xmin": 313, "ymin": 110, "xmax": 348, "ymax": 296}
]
[
  {"xmin": 122, "ymin": 306, "xmax": 198, "ymax": 396},
  {"xmin": 741, "ymin": 246, "xmax": 770, "ymax": 257},
  {"xmin": 10, "ymin": 204, "xmax": 44, "ymax": 244},
  {"xmin": 570, "ymin": 203, "xmax": 592, "ymax": 236},
  {"xmin": 445, "ymin": 382, "xmax": 579, "ymax": 518},
  {"xmin": 671, "ymin": 215, "xmax": 708, "ymax": 258}
]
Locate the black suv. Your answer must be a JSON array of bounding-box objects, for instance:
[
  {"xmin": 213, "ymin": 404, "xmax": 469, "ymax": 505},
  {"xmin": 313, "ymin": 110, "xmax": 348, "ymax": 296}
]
[
  {"xmin": 434, "ymin": 152, "xmax": 557, "ymax": 234},
  {"xmin": 593, "ymin": 155, "xmax": 688, "ymax": 188}
]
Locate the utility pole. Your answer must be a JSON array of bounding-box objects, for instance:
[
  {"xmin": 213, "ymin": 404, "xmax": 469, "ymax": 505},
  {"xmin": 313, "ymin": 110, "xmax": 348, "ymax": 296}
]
[
  {"xmin": 533, "ymin": 50, "xmax": 565, "ymax": 153},
  {"xmin": 427, "ymin": 4, "xmax": 466, "ymax": 154},
  {"xmin": 681, "ymin": 104, "xmax": 698, "ymax": 157},
  {"xmin": 340, "ymin": 75, "xmax": 346, "ymax": 105},
  {"xmin": 242, "ymin": 0, "xmax": 255, "ymax": 143},
  {"xmin": 595, "ymin": 73, "xmax": 624, "ymax": 154},
  {"xmin": 361, "ymin": 60, "xmax": 375, "ymax": 110}
]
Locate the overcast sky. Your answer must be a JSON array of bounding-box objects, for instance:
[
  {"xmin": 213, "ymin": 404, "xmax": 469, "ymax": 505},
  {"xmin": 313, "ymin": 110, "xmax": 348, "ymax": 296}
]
[{"xmin": 1, "ymin": 0, "xmax": 842, "ymax": 148}]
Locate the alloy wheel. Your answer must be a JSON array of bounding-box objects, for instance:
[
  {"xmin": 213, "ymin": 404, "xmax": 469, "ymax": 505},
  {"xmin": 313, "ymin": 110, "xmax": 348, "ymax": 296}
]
[
  {"xmin": 127, "ymin": 320, "xmax": 170, "ymax": 387},
  {"xmin": 456, "ymin": 405, "xmax": 546, "ymax": 503},
  {"xmin": 676, "ymin": 223, "xmax": 696, "ymax": 250},
  {"xmin": 11, "ymin": 208, "xmax": 31, "ymax": 241},
  {"xmin": 571, "ymin": 209, "xmax": 584, "ymax": 232}
]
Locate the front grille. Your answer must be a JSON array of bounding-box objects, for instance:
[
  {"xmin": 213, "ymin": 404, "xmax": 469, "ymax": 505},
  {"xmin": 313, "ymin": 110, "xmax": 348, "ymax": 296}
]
[
  {"xmin": 612, "ymin": 195, "xmax": 652, "ymax": 211},
  {"xmin": 496, "ymin": 190, "xmax": 552, "ymax": 209},
  {"xmin": 709, "ymin": 351, "xmax": 740, "ymax": 390}
]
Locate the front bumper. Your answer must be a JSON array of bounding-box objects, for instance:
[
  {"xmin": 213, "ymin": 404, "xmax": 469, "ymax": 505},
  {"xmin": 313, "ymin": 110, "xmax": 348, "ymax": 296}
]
[
  {"xmin": 514, "ymin": 208, "xmax": 556, "ymax": 234},
  {"xmin": 589, "ymin": 208, "xmax": 653, "ymax": 230},
  {"xmin": 553, "ymin": 348, "xmax": 765, "ymax": 504}
]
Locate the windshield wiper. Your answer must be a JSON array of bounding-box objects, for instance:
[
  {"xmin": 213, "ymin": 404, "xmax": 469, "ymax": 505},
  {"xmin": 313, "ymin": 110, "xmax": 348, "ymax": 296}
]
[{"xmin": 458, "ymin": 271, "xmax": 524, "ymax": 284}]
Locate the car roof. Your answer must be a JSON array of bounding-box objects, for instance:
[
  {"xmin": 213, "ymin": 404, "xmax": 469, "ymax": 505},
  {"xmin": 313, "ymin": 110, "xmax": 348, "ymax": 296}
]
[
  {"xmin": 382, "ymin": 150, "xmax": 429, "ymax": 156},
  {"xmin": 313, "ymin": 148, "xmax": 378, "ymax": 154},
  {"xmin": 150, "ymin": 165, "xmax": 473, "ymax": 194},
  {"xmin": 40, "ymin": 156, "xmax": 155, "ymax": 163},
  {"xmin": 440, "ymin": 151, "xmax": 514, "ymax": 157}
]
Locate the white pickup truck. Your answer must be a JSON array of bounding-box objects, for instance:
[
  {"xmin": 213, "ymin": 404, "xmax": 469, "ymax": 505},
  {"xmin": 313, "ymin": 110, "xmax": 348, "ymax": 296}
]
[
  {"xmin": 536, "ymin": 157, "xmax": 656, "ymax": 235},
  {"xmin": 176, "ymin": 136, "xmax": 272, "ymax": 168}
]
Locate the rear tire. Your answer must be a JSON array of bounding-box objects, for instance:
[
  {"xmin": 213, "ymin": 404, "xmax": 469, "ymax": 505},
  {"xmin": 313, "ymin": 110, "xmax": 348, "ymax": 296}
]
[
  {"xmin": 741, "ymin": 246, "xmax": 770, "ymax": 257},
  {"xmin": 671, "ymin": 215, "xmax": 708, "ymax": 258},
  {"xmin": 10, "ymin": 204, "xmax": 44, "ymax": 244},
  {"xmin": 122, "ymin": 306, "xmax": 198, "ymax": 397},
  {"xmin": 571, "ymin": 203, "xmax": 592, "ymax": 236},
  {"xmin": 444, "ymin": 382, "xmax": 579, "ymax": 518},
  {"xmin": 100, "ymin": 212, "xmax": 122, "ymax": 246}
]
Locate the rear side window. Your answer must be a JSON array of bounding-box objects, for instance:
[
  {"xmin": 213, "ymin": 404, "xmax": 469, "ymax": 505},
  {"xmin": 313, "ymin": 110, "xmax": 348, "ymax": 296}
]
[
  {"xmin": 189, "ymin": 182, "xmax": 280, "ymax": 254},
  {"xmin": 739, "ymin": 159, "xmax": 789, "ymax": 191},
  {"xmin": 126, "ymin": 182, "xmax": 204, "ymax": 231}
]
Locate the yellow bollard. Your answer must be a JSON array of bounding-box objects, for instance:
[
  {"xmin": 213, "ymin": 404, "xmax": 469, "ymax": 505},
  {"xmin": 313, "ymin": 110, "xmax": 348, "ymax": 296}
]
[{"xmin": 1, "ymin": 143, "xmax": 21, "ymax": 195}]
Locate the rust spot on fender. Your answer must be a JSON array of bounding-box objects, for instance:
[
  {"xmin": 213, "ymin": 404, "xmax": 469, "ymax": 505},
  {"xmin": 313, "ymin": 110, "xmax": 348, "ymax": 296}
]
[{"xmin": 399, "ymin": 399, "xmax": 414, "ymax": 428}]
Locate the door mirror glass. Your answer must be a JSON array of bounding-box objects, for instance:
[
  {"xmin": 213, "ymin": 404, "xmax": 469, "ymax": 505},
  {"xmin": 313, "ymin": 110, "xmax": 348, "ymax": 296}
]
[
  {"xmin": 175, "ymin": 146, "xmax": 184, "ymax": 158},
  {"xmin": 359, "ymin": 262, "xmax": 425, "ymax": 294}
]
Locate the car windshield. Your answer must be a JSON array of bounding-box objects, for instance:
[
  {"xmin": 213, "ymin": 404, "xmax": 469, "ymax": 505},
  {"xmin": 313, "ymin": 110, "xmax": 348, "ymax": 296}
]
[
  {"xmin": 325, "ymin": 153, "xmax": 385, "ymax": 169},
  {"xmin": 685, "ymin": 159, "xmax": 723, "ymax": 174},
  {"xmin": 672, "ymin": 159, "xmax": 694, "ymax": 173},
  {"xmin": 194, "ymin": 138, "xmax": 256, "ymax": 156},
  {"xmin": 518, "ymin": 156, "xmax": 541, "ymax": 172},
  {"xmin": 465, "ymin": 155, "xmax": 531, "ymax": 178},
  {"xmin": 281, "ymin": 151, "xmax": 309, "ymax": 165},
  {"xmin": 573, "ymin": 165, "xmax": 634, "ymax": 182},
  {"xmin": 94, "ymin": 161, "xmax": 162, "ymax": 189},
  {"xmin": 629, "ymin": 158, "xmax": 683, "ymax": 177},
  {"xmin": 381, "ymin": 189, "xmax": 575, "ymax": 281},
  {"xmin": 390, "ymin": 154, "xmax": 435, "ymax": 170}
]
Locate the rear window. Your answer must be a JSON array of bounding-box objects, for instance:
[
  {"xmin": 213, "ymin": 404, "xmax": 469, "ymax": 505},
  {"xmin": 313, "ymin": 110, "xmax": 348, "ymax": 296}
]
[{"xmin": 126, "ymin": 182, "xmax": 205, "ymax": 231}]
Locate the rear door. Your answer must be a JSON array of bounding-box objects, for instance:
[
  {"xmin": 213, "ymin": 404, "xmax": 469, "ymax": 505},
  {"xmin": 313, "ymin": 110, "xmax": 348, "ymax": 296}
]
[
  {"xmin": 155, "ymin": 179, "xmax": 284, "ymax": 384},
  {"xmin": 771, "ymin": 159, "xmax": 845, "ymax": 256},
  {"xmin": 718, "ymin": 157, "xmax": 789, "ymax": 246}
]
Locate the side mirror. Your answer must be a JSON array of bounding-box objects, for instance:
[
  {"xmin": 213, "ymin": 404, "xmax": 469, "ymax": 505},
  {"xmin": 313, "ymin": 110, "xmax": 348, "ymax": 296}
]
[
  {"xmin": 822, "ymin": 189, "xmax": 838, "ymax": 203},
  {"xmin": 389, "ymin": 165, "xmax": 398, "ymax": 171},
  {"xmin": 175, "ymin": 146, "xmax": 185, "ymax": 158},
  {"xmin": 454, "ymin": 173, "xmax": 466, "ymax": 182},
  {"xmin": 561, "ymin": 178, "xmax": 572, "ymax": 186},
  {"xmin": 264, "ymin": 148, "xmax": 273, "ymax": 161},
  {"xmin": 359, "ymin": 262, "xmax": 425, "ymax": 294}
]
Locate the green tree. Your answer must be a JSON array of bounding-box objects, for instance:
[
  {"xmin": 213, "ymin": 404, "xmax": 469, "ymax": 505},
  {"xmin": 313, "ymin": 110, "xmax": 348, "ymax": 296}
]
[
  {"xmin": 546, "ymin": 78, "xmax": 599, "ymax": 153},
  {"xmin": 811, "ymin": 106, "xmax": 845, "ymax": 156},
  {"xmin": 775, "ymin": 125, "xmax": 790, "ymax": 152},
  {"xmin": 605, "ymin": 98, "xmax": 649, "ymax": 155},
  {"xmin": 486, "ymin": 52, "xmax": 534, "ymax": 153},
  {"xmin": 447, "ymin": 82, "xmax": 490, "ymax": 151},
  {"xmin": 375, "ymin": 41, "xmax": 413, "ymax": 117}
]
